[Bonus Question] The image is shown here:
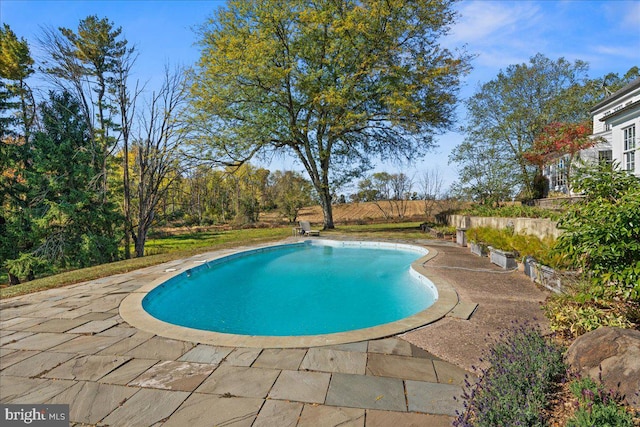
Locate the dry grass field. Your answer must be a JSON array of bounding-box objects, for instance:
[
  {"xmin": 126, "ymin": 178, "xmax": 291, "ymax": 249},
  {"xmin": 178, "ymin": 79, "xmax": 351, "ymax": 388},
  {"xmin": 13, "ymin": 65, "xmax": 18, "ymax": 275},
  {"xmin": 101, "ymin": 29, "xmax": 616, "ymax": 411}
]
[
  {"xmin": 297, "ymin": 200, "xmax": 424, "ymax": 223},
  {"xmin": 284, "ymin": 200, "xmax": 464, "ymax": 225}
]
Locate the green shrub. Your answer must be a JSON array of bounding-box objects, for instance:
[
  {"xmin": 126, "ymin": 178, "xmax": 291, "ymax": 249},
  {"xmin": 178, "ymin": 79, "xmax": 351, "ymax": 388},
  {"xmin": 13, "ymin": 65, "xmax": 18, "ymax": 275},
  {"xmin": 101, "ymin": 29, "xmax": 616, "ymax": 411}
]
[
  {"xmin": 555, "ymin": 163, "xmax": 640, "ymax": 300},
  {"xmin": 430, "ymin": 224, "xmax": 457, "ymax": 235},
  {"xmin": 543, "ymin": 279, "xmax": 637, "ymax": 339},
  {"xmin": 566, "ymin": 377, "xmax": 634, "ymax": 427},
  {"xmin": 543, "ymin": 297, "xmax": 632, "ymax": 338},
  {"xmin": 454, "ymin": 322, "xmax": 566, "ymax": 427},
  {"xmin": 4, "ymin": 253, "xmax": 51, "ymax": 283},
  {"xmin": 466, "ymin": 227, "xmax": 512, "ymax": 251}
]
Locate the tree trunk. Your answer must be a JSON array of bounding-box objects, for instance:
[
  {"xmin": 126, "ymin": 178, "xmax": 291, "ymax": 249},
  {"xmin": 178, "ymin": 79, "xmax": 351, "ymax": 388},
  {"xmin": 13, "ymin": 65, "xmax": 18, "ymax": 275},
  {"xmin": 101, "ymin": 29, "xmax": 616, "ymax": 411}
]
[
  {"xmin": 566, "ymin": 154, "xmax": 576, "ymax": 194},
  {"xmin": 292, "ymin": 141, "xmax": 334, "ymax": 229},
  {"xmin": 318, "ymin": 187, "xmax": 334, "ymax": 229},
  {"xmin": 134, "ymin": 226, "xmax": 147, "ymax": 258},
  {"xmin": 517, "ymin": 155, "xmax": 534, "ymax": 199},
  {"xmin": 123, "ymin": 143, "xmax": 131, "ymax": 259},
  {"xmin": 8, "ymin": 273, "xmax": 20, "ymax": 286}
]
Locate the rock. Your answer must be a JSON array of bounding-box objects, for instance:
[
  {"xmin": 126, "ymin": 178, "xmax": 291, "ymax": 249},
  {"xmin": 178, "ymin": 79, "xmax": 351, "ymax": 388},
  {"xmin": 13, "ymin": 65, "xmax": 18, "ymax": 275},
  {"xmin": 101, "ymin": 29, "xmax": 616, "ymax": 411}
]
[{"xmin": 565, "ymin": 327, "xmax": 640, "ymax": 409}]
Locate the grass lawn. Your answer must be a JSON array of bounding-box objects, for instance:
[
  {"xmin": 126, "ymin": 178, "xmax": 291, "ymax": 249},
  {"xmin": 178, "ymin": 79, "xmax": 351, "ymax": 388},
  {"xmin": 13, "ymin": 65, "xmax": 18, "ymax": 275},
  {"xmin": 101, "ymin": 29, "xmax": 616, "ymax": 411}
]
[
  {"xmin": 1, "ymin": 222, "xmax": 435, "ymax": 299},
  {"xmin": 1, "ymin": 227, "xmax": 290, "ymax": 299}
]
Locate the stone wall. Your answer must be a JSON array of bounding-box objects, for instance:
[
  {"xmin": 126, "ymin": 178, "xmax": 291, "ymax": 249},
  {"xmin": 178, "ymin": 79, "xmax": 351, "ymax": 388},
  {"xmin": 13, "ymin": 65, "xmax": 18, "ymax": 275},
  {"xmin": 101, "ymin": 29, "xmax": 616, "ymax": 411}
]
[
  {"xmin": 448, "ymin": 214, "xmax": 561, "ymax": 239},
  {"xmin": 532, "ymin": 196, "xmax": 585, "ymax": 210}
]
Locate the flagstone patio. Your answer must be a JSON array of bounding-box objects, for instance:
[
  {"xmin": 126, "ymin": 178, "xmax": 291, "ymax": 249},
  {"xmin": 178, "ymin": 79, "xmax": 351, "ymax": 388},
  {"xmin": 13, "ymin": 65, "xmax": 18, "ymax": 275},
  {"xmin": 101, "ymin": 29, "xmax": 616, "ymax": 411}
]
[{"xmin": 1, "ymin": 239, "xmax": 550, "ymax": 426}]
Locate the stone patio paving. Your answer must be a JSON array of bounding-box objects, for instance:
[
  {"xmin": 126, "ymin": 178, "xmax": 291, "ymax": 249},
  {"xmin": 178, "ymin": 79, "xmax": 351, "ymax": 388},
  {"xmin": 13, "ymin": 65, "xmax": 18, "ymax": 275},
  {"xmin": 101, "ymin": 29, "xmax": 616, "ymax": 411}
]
[{"xmin": 1, "ymin": 239, "xmax": 550, "ymax": 426}]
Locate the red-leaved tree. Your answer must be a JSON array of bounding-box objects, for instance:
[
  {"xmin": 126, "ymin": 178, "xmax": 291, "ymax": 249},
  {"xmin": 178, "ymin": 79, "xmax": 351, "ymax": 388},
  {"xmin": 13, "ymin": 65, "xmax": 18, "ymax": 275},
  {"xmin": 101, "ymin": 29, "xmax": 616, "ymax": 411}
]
[{"xmin": 524, "ymin": 121, "xmax": 601, "ymax": 191}]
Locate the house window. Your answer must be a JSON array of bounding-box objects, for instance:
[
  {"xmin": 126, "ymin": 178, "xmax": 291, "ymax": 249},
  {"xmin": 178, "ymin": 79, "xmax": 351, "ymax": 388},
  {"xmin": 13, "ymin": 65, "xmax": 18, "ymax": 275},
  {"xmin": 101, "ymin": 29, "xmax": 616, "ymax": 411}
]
[
  {"xmin": 623, "ymin": 125, "xmax": 636, "ymax": 171},
  {"xmin": 598, "ymin": 150, "xmax": 612, "ymax": 165},
  {"xmin": 546, "ymin": 159, "xmax": 569, "ymax": 192},
  {"xmin": 556, "ymin": 158, "xmax": 567, "ymax": 190}
]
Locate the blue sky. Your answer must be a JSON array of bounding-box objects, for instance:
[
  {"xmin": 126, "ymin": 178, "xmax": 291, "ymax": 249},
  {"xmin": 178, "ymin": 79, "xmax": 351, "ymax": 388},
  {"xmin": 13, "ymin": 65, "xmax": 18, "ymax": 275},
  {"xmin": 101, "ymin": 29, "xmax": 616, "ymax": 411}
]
[{"xmin": 2, "ymin": 0, "xmax": 639, "ymax": 191}]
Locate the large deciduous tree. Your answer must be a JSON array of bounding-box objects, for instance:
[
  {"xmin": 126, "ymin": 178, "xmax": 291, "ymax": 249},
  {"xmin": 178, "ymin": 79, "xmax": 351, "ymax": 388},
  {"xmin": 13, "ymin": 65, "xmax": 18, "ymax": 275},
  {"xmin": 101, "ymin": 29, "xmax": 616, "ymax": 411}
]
[
  {"xmin": 40, "ymin": 15, "xmax": 143, "ymax": 258},
  {"xmin": 601, "ymin": 66, "xmax": 640, "ymax": 94},
  {"xmin": 353, "ymin": 172, "xmax": 413, "ymax": 219},
  {"xmin": 111, "ymin": 47, "xmax": 141, "ymax": 259},
  {"xmin": 450, "ymin": 137, "xmax": 517, "ymax": 204},
  {"xmin": 451, "ymin": 54, "xmax": 597, "ymax": 200},
  {"xmin": 189, "ymin": 0, "xmax": 471, "ymax": 229},
  {"xmin": 419, "ymin": 168, "xmax": 443, "ymax": 220}
]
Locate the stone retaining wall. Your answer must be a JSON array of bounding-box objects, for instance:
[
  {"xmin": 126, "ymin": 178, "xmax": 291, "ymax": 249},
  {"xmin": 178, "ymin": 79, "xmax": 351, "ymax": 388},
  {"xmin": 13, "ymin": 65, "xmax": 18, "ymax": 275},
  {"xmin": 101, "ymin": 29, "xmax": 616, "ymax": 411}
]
[
  {"xmin": 448, "ymin": 214, "xmax": 561, "ymax": 239},
  {"xmin": 533, "ymin": 195, "xmax": 584, "ymax": 209}
]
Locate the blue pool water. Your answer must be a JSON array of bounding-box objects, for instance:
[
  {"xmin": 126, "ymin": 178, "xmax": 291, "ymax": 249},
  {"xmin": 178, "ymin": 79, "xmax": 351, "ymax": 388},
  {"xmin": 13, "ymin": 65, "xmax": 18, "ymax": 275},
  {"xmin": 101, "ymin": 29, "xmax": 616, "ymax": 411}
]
[{"xmin": 142, "ymin": 241, "xmax": 436, "ymax": 336}]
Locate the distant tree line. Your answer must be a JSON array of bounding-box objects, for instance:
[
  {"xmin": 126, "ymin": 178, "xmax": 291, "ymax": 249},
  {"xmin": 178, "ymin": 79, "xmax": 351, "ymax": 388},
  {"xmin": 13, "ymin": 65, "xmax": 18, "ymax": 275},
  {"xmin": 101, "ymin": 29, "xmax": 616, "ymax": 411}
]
[{"xmin": 162, "ymin": 165, "xmax": 314, "ymax": 227}]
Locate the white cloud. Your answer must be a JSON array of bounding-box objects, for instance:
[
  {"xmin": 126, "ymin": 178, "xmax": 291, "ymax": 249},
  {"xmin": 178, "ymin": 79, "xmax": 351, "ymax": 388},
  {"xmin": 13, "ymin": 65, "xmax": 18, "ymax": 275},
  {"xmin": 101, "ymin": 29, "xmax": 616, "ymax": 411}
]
[
  {"xmin": 444, "ymin": 0, "xmax": 549, "ymax": 75},
  {"xmin": 592, "ymin": 44, "xmax": 640, "ymax": 60},
  {"xmin": 603, "ymin": 0, "xmax": 640, "ymax": 29},
  {"xmin": 622, "ymin": 2, "xmax": 640, "ymax": 27},
  {"xmin": 447, "ymin": 1, "xmax": 542, "ymax": 46}
]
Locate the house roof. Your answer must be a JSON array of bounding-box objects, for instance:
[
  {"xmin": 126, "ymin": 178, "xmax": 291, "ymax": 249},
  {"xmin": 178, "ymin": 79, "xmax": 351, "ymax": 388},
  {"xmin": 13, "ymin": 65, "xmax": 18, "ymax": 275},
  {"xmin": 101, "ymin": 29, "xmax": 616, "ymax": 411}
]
[
  {"xmin": 599, "ymin": 99, "xmax": 640, "ymax": 122},
  {"xmin": 590, "ymin": 77, "xmax": 640, "ymax": 113}
]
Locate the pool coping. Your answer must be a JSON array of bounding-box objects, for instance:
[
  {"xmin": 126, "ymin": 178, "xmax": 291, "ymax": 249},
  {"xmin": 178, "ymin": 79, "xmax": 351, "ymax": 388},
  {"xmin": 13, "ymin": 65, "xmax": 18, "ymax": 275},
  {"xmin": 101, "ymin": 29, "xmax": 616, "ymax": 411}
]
[{"xmin": 119, "ymin": 239, "xmax": 459, "ymax": 348}]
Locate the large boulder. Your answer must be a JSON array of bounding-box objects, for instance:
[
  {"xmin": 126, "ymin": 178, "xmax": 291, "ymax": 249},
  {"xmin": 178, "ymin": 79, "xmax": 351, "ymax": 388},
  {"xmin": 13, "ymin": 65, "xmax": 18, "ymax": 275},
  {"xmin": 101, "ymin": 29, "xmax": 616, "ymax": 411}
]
[{"xmin": 565, "ymin": 327, "xmax": 640, "ymax": 409}]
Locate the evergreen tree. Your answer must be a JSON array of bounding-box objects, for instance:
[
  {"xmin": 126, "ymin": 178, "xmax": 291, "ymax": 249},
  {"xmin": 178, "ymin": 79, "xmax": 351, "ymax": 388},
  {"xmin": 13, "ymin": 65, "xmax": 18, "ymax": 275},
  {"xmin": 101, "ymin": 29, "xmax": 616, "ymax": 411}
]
[
  {"xmin": 4, "ymin": 91, "xmax": 121, "ymax": 283},
  {"xmin": 29, "ymin": 91, "xmax": 121, "ymax": 268},
  {"xmin": 0, "ymin": 24, "xmax": 36, "ymax": 284}
]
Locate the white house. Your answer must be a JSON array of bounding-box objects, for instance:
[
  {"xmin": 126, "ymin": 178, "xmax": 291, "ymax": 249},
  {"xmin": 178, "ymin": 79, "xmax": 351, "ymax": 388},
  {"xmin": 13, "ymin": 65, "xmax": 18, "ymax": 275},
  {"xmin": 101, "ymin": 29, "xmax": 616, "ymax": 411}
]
[
  {"xmin": 544, "ymin": 77, "xmax": 640, "ymax": 194},
  {"xmin": 585, "ymin": 77, "xmax": 640, "ymax": 176}
]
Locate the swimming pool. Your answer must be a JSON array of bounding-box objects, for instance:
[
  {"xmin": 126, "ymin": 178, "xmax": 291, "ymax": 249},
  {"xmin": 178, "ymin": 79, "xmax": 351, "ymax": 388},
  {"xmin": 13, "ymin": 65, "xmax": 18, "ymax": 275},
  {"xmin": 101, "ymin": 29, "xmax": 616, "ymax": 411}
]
[{"xmin": 141, "ymin": 240, "xmax": 437, "ymax": 336}]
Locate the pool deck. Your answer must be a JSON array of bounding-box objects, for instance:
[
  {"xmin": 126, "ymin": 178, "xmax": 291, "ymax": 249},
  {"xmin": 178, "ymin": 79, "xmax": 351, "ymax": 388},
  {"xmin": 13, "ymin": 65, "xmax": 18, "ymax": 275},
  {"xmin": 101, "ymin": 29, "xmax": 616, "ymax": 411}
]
[{"xmin": 0, "ymin": 237, "xmax": 550, "ymax": 426}]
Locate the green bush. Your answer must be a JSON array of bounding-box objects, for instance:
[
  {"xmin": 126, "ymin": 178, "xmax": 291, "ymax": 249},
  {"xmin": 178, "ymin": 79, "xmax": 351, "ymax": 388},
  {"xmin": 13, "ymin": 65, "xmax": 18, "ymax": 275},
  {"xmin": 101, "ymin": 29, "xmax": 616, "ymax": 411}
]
[
  {"xmin": 555, "ymin": 163, "xmax": 640, "ymax": 300},
  {"xmin": 543, "ymin": 297, "xmax": 632, "ymax": 338},
  {"xmin": 566, "ymin": 377, "xmax": 634, "ymax": 427},
  {"xmin": 543, "ymin": 279, "xmax": 637, "ymax": 339},
  {"xmin": 432, "ymin": 224, "xmax": 457, "ymax": 235},
  {"xmin": 467, "ymin": 227, "xmax": 511, "ymax": 252},
  {"xmin": 4, "ymin": 253, "xmax": 51, "ymax": 283}
]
